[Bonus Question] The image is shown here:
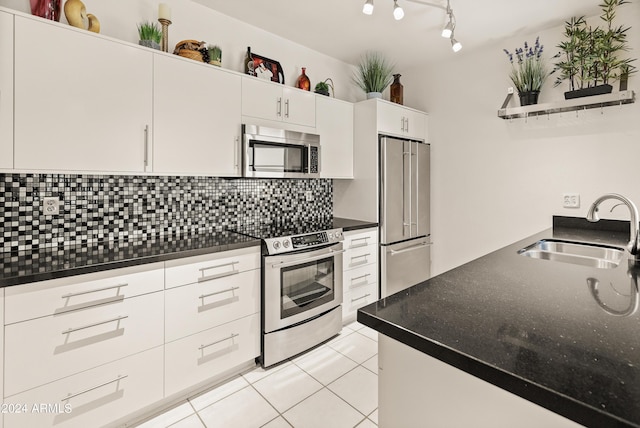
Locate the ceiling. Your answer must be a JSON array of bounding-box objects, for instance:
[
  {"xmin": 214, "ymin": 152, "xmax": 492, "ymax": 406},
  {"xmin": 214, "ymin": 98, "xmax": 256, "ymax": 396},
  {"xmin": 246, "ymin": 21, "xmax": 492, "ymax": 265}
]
[{"xmin": 192, "ymin": 0, "xmax": 602, "ymax": 71}]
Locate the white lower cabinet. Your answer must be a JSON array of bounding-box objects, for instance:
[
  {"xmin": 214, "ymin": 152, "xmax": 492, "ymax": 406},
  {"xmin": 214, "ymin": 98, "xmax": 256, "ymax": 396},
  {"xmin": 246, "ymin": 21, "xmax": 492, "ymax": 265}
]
[
  {"xmin": 4, "ymin": 291, "xmax": 164, "ymax": 397},
  {"xmin": 164, "ymin": 313, "xmax": 260, "ymax": 397},
  {"xmin": 342, "ymin": 228, "xmax": 379, "ymax": 323},
  {"xmin": 4, "ymin": 346, "xmax": 163, "ymax": 428}
]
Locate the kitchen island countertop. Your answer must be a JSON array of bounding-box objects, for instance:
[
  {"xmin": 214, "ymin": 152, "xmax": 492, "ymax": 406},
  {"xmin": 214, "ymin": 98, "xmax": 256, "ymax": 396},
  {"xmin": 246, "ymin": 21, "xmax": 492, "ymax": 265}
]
[{"xmin": 358, "ymin": 216, "xmax": 640, "ymax": 428}]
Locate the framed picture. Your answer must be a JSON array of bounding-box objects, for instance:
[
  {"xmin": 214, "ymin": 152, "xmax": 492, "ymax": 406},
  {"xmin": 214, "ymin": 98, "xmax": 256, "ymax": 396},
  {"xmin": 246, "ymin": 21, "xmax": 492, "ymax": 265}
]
[{"xmin": 245, "ymin": 47, "xmax": 285, "ymax": 84}]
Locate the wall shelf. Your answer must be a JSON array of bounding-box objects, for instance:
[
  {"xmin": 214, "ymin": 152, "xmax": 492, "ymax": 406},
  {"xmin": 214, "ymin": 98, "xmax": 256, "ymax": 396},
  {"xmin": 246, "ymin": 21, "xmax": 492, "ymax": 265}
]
[{"xmin": 497, "ymin": 90, "xmax": 635, "ymax": 120}]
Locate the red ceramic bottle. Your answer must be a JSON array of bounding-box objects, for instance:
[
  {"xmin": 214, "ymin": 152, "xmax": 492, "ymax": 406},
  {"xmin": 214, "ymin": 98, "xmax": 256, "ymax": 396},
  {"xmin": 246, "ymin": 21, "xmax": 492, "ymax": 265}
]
[{"xmin": 296, "ymin": 67, "xmax": 310, "ymax": 91}]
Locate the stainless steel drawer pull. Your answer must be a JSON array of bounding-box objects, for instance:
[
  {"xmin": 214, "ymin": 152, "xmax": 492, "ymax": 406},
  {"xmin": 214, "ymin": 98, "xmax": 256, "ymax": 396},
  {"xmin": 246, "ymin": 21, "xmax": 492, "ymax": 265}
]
[
  {"xmin": 389, "ymin": 242, "xmax": 432, "ymax": 256},
  {"xmin": 351, "ymin": 253, "xmax": 371, "ymax": 261},
  {"xmin": 61, "ymin": 375, "xmax": 128, "ymax": 402},
  {"xmin": 61, "ymin": 283, "xmax": 128, "ymax": 299},
  {"xmin": 143, "ymin": 125, "xmax": 149, "ymax": 167},
  {"xmin": 351, "ymin": 293, "xmax": 371, "ymax": 303},
  {"xmin": 62, "ymin": 315, "xmax": 128, "ymax": 335},
  {"xmin": 351, "ymin": 273, "xmax": 371, "ymax": 282},
  {"xmin": 198, "ymin": 261, "xmax": 239, "ymax": 283},
  {"xmin": 199, "ymin": 333, "xmax": 239, "ymax": 351},
  {"xmin": 199, "ymin": 286, "xmax": 240, "ymax": 300},
  {"xmin": 349, "ymin": 237, "xmax": 370, "ymax": 248}
]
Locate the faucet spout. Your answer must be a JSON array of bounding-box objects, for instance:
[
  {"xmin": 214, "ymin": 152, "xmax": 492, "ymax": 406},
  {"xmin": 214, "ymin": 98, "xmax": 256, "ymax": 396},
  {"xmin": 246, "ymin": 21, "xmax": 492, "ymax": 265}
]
[{"xmin": 586, "ymin": 193, "xmax": 640, "ymax": 259}]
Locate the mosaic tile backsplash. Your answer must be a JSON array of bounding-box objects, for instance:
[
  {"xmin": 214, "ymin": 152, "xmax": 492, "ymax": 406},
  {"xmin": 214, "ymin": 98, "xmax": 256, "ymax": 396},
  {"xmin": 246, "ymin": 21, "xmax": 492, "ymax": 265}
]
[{"xmin": 1, "ymin": 174, "xmax": 332, "ymax": 252}]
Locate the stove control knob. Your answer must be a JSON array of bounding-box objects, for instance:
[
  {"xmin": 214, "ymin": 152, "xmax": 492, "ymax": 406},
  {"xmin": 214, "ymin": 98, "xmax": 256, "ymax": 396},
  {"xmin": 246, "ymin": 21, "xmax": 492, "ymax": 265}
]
[
  {"xmin": 282, "ymin": 240, "xmax": 290, "ymax": 248},
  {"xmin": 273, "ymin": 241, "xmax": 281, "ymax": 250},
  {"xmin": 335, "ymin": 231, "xmax": 342, "ymax": 239},
  {"xmin": 328, "ymin": 232, "xmax": 334, "ymax": 239}
]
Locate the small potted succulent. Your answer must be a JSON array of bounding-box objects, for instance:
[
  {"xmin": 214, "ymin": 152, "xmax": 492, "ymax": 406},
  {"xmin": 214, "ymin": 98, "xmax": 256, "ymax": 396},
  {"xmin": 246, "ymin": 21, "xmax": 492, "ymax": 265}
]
[
  {"xmin": 207, "ymin": 45, "xmax": 222, "ymax": 66},
  {"xmin": 353, "ymin": 52, "xmax": 394, "ymax": 99},
  {"xmin": 137, "ymin": 21, "xmax": 162, "ymax": 50},
  {"xmin": 314, "ymin": 78, "xmax": 334, "ymax": 97},
  {"xmin": 503, "ymin": 37, "xmax": 548, "ymax": 106}
]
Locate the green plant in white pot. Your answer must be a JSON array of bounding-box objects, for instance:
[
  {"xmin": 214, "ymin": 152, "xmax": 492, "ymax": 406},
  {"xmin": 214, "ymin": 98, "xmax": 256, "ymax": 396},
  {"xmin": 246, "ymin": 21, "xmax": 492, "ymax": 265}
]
[{"xmin": 353, "ymin": 52, "xmax": 394, "ymax": 99}]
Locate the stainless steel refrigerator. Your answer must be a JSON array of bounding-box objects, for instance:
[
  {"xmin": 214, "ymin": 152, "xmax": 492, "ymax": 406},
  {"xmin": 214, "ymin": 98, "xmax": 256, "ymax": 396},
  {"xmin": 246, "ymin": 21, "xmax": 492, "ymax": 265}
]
[{"xmin": 380, "ymin": 135, "xmax": 431, "ymax": 298}]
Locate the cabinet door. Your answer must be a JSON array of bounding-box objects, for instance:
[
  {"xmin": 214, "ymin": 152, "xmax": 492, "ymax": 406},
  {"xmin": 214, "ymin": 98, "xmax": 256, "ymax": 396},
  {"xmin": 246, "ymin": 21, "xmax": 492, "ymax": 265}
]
[
  {"xmin": 377, "ymin": 100, "xmax": 406, "ymax": 137},
  {"xmin": 241, "ymin": 76, "xmax": 283, "ymax": 122},
  {"xmin": 404, "ymin": 109, "xmax": 427, "ymax": 141},
  {"xmin": 154, "ymin": 55, "xmax": 241, "ymax": 176},
  {"xmin": 317, "ymin": 96, "xmax": 354, "ymax": 178},
  {"xmin": 0, "ymin": 11, "xmax": 13, "ymax": 170},
  {"xmin": 283, "ymin": 87, "xmax": 316, "ymax": 127},
  {"xmin": 14, "ymin": 17, "xmax": 152, "ymax": 172}
]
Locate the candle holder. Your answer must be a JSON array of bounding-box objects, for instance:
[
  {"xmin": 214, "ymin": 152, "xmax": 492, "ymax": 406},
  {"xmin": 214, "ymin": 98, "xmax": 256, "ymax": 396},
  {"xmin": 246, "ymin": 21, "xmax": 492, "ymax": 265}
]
[{"xmin": 158, "ymin": 18, "xmax": 172, "ymax": 52}]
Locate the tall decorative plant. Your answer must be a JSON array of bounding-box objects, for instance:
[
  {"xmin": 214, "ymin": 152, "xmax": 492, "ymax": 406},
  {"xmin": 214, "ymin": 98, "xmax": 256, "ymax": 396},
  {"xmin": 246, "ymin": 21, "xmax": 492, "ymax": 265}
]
[
  {"xmin": 503, "ymin": 37, "xmax": 548, "ymax": 105},
  {"xmin": 553, "ymin": 0, "xmax": 636, "ymax": 95},
  {"xmin": 353, "ymin": 52, "xmax": 394, "ymax": 98}
]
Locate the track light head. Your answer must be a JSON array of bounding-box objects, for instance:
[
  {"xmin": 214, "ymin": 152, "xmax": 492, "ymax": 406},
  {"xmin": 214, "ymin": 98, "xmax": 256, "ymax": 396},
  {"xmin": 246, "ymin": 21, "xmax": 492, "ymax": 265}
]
[
  {"xmin": 363, "ymin": 0, "xmax": 374, "ymax": 15},
  {"xmin": 441, "ymin": 21, "xmax": 453, "ymax": 38},
  {"xmin": 393, "ymin": 0, "xmax": 404, "ymax": 20},
  {"xmin": 451, "ymin": 37, "xmax": 462, "ymax": 52}
]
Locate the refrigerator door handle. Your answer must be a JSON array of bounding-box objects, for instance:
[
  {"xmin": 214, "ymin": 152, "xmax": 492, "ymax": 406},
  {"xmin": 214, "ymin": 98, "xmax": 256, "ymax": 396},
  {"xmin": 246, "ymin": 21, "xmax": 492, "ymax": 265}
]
[{"xmin": 389, "ymin": 241, "xmax": 432, "ymax": 256}]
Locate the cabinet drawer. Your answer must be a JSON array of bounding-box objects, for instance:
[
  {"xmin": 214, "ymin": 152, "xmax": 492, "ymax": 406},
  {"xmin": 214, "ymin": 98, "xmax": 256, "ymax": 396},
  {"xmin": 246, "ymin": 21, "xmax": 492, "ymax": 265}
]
[
  {"xmin": 4, "ymin": 346, "xmax": 163, "ymax": 428},
  {"xmin": 344, "ymin": 263, "xmax": 377, "ymax": 292},
  {"xmin": 344, "ymin": 229, "xmax": 378, "ymax": 251},
  {"xmin": 5, "ymin": 263, "xmax": 164, "ymax": 324},
  {"xmin": 165, "ymin": 269, "xmax": 260, "ymax": 342},
  {"xmin": 343, "ymin": 282, "xmax": 378, "ymax": 322},
  {"xmin": 344, "ymin": 244, "xmax": 377, "ymax": 269},
  {"xmin": 165, "ymin": 313, "xmax": 260, "ymax": 397},
  {"xmin": 165, "ymin": 247, "xmax": 260, "ymax": 289},
  {"xmin": 5, "ymin": 292, "xmax": 164, "ymax": 397}
]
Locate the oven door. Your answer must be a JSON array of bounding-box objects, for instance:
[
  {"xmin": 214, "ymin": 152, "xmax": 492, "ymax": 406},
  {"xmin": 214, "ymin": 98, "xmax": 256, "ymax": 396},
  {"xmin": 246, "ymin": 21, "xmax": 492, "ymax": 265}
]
[{"xmin": 264, "ymin": 243, "xmax": 343, "ymax": 333}]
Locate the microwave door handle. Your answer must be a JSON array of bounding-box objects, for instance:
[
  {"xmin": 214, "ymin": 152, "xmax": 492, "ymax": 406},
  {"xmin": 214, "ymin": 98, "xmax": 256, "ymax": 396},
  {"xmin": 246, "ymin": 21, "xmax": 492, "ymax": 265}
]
[{"xmin": 307, "ymin": 144, "xmax": 312, "ymax": 173}]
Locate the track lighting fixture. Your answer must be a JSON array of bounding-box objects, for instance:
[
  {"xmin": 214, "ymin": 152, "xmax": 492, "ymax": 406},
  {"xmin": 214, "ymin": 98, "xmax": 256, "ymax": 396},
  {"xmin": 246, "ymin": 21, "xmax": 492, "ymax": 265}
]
[
  {"xmin": 361, "ymin": 0, "xmax": 462, "ymax": 53},
  {"xmin": 393, "ymin": 0, "xmax": 404, "ymax": 20},
  {"xmin": 363, "ymin": 0, "xmax": 374, "ymax": 15}
]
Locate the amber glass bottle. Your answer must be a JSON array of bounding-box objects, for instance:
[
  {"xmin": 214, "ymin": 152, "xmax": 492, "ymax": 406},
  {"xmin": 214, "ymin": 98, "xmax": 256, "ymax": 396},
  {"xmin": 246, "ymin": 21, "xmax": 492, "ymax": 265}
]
[{"xmin": 296, "ymin": 67, "xmax": 311, "ymax": 91}]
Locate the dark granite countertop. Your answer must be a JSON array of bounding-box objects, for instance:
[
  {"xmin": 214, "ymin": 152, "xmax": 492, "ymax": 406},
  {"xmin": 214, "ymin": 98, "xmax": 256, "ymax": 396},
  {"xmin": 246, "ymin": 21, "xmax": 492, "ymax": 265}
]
[
  {"xmin": 0, "ymin": 217, "xmax": 376, "ymax": 288},
  {"xmin": 358, "ymin": 216, "xmax": 640, "ymax": 428}
]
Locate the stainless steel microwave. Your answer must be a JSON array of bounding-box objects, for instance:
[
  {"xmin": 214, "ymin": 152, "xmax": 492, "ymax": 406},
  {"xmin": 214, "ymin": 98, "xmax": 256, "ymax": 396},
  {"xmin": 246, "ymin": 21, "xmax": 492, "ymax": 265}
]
[{"xmin": 242, "ymin": 124, "xmax": 320, "ymax": 178}]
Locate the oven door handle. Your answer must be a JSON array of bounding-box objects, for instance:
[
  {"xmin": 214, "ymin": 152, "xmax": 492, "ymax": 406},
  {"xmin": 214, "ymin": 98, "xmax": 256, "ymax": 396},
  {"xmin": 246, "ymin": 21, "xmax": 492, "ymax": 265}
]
[{"xmin": 271, "ymin": 249, "xmax": 345, "ymax": 269}]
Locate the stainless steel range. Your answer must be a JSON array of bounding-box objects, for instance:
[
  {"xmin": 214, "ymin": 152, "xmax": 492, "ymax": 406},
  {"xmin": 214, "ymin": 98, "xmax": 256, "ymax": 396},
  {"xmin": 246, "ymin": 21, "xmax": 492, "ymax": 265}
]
[{"xmin": 234, "ymin": 222, "xmax": 344, "ymax": 367}]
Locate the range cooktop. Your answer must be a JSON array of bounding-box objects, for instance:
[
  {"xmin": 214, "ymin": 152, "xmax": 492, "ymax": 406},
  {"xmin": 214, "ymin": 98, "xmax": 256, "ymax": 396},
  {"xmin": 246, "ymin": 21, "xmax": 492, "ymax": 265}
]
[{"xmin": 231, "ymin": 220, "xmax": 343, "ymax": 255}]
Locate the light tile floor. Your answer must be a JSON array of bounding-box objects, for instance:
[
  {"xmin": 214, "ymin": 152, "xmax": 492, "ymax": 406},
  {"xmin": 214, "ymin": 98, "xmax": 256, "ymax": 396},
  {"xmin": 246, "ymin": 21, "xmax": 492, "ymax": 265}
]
[{"xmin": 136, "ymin": 322, "xmax": 378, "ymax": 428}]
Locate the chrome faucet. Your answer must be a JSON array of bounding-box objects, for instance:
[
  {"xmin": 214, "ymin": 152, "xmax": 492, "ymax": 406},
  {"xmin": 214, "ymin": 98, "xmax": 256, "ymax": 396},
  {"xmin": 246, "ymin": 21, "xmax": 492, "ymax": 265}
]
[{"xmin": 586, "ymin": 193, "xmax": 640, "ymax": 262}]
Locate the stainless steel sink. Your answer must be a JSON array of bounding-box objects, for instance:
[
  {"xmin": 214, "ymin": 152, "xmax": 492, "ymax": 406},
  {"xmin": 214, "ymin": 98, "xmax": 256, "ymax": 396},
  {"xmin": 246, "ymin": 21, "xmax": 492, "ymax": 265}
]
[{"xmin": 518, "ymin": 239, "xmax": 625, "ymax": 269}]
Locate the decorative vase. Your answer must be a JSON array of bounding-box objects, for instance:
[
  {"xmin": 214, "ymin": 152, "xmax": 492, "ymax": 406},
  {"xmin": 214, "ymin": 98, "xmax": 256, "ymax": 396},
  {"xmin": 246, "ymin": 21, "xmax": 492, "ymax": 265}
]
[
  {"xmin": 518, "ymin": 91, "xmax": 540, "ymax": 106},
  {"xmin": 366, "ymin": 92, "xmax": 382, "ymax": 99},
  {"xmin": 564, "ymin": 84, "xmax": 613, "ymax": 100},
  {"xmin": 30, "ymin": 0, "xmax": 61, "ymax": 21},
  {"xmin": 390, "ymin": 74, "xmax": 404, "ymax": 105},
  {"xmin": 296, "ymin": 67, "xmax": 310, "ymax": 91}
]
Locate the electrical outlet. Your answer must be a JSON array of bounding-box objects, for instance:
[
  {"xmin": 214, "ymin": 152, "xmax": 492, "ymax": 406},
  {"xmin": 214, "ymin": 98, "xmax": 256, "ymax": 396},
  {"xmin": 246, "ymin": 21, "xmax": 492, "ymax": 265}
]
[
  {"xmin": 305, "ymin": 190, "xmax": 314, "ymax": 202},
  {"xmin": 562, "ymin": 193, "xmax": 580, "ymax": 208},
  {"xmin": 43, "ymin": 196, "xmax": 60, "ymax": 215}
]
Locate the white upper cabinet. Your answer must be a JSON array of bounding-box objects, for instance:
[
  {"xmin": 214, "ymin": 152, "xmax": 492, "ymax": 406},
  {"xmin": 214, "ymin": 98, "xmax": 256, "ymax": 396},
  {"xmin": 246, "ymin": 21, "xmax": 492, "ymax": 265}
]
[
  {"xmin": 0, "ymin": 11, "xmax": 13, "ymax": 170},
  {"xmin": 153, "ymin": 55, "xmax": 241, "ymax": 176},
  {"xmin": 13, "ymin": 17, "xmax": 153, "ymax": 173},
  {"xmin": 241, "ymin": 77, "xmax": 316, "ymax": 128},
  {"xmin": 316, "ymin": 96, "xmax": 354, "ymax": 178},
  {"xmin": 377, "ymin": 100, "xmax": 427, "ymax": 140}
]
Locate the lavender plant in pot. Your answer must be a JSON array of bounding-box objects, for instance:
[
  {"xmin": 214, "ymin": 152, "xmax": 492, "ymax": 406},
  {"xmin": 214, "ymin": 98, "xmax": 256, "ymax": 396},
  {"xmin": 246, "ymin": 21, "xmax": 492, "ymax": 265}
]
[{"xmin": 503, "ymin": 37, "xmax": 548, "ymax": 106}]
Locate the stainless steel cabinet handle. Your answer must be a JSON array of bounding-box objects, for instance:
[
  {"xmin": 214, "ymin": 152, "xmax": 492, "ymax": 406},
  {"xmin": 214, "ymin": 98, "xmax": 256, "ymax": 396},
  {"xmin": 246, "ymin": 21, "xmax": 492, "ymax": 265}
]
[
  {"xmin": 234, "ymin": 136, "xmax": 240, "ymax": 169},
  {"xmin": 199, "ymin": 333, "xmax": 239, "ymax": 351},
  {"xmin": 143, "ymin": 125, "xmax": 149, "ymax": 167},
  {"xmin": 285, "ymin": 99, "xmax": 290, "ymax": 118},
  {"xmin": 400, "ymin": 117, "xmax": 405, "ymax": 132},
  {"xmin": 198, "ymin": 261, "xmax": 240, "ymax": 283},
  {"xmin": 277, "ymin": 97, "xmax": 282, "ymax": 117},
  {"xmin": 61, "ymin": 375, "xmax": 128, "ymax": 402},
  {"xmin": 349, "ymin": 237, "xmax": 370, "ymax": 248},
  {"xmin": 351, "ymin": 293, "xmax": 371, "ymax": 303},
  {"xmin": 272, "ymin": 249, "xmax": 346, "ymax": 269},
  {"xmin": 351, "ymin": 253, "xmax": 371, "ymax": 261},
  {"xmin": 405, "ymin": 117, "xmax": 409, "ymax": 133},
  {"xmin": 61, "ymin": 283, "xmax": 128, "ymax": 299},
  {"xmin": 389, "ymin": 241, "xmax": 432, "ymax": 256},
  {"xmin": 351, "ymin": 273, "xmax": 371, "ymax": 282},
  {"xmin": 62, "ymin": 315, "xmax": 128, "ymax": 335},
  {"xmin": 199, "ymin": 286, "xmax": 240, "ymax": 300}
]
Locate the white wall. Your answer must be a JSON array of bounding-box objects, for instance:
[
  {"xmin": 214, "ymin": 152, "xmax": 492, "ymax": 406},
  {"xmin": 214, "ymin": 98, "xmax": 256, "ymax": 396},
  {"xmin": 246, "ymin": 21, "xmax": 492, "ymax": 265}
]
[
  {"xmin": 402, "ymin": 2, "xmax": 640, "ymax": 275},
  {"xmin": 0, "ymin": 0, "xmax": 359, "ymax": 101}
]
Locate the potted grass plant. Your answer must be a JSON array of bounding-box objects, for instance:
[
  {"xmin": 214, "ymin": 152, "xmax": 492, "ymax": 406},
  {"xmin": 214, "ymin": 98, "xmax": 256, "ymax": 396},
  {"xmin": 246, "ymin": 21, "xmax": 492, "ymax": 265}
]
[
  {"xmin": 353, "ymin": 52, "xmax": 394, "ymax": 99},
  {"xmin": 553, "ymin": 0, "xmax": 636, "ymax": 99},
  {"xmin": 137, "ymin": 21, "xmax": 162, "ymax": 50},
  {"xmin": 503, "ymin": 37, "xmax": 548, "ymax": 106}
]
